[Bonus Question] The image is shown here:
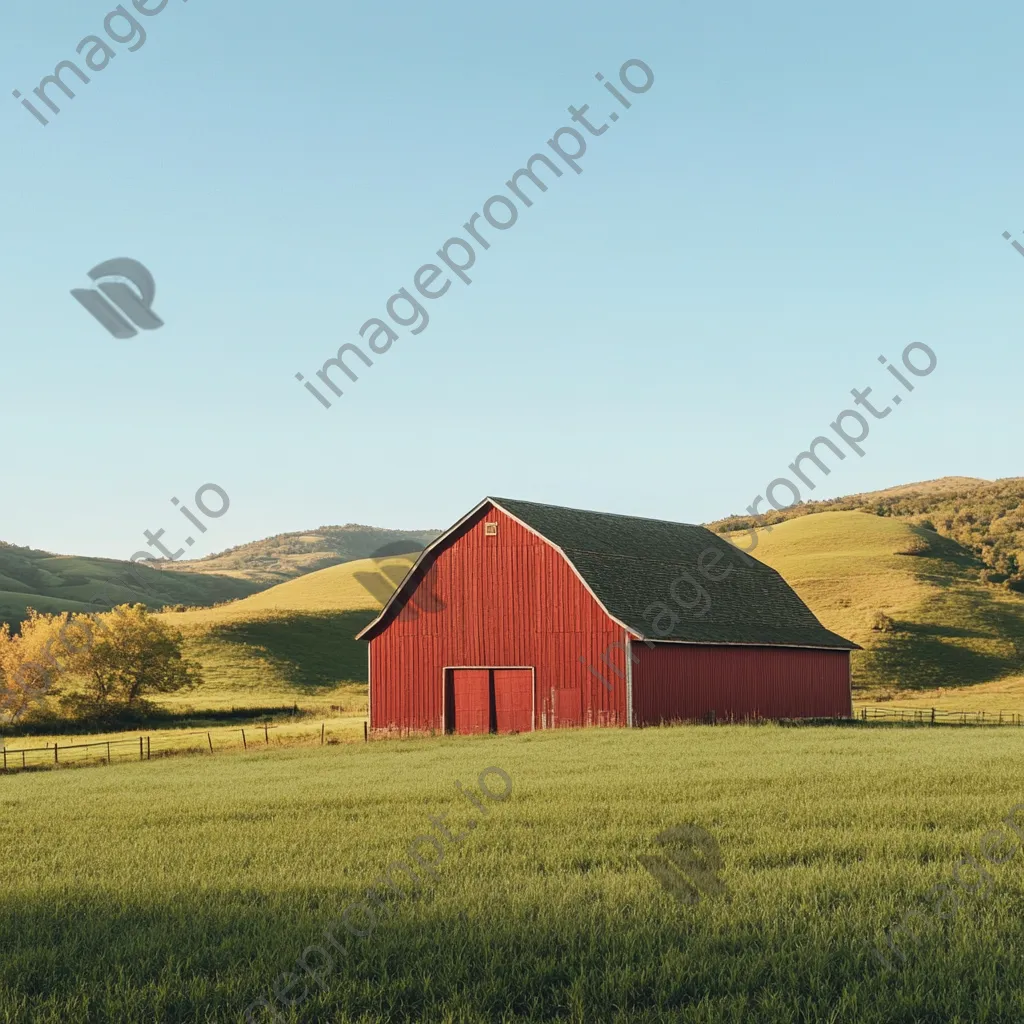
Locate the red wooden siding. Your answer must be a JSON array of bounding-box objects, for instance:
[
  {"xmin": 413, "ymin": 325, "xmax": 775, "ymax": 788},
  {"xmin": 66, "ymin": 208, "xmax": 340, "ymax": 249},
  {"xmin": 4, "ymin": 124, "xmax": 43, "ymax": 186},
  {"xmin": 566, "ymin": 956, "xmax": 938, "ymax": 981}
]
[
  {"xmin": 631, "ymin": 642, "xmax": 851, "ymax": 725},
  {"xmin": 553, "ymin": 687, "xmax": 582, "ymax": 727},
  {"xmin": 368, "ymin": 504, "xmax": 628, "ymax": 732}
]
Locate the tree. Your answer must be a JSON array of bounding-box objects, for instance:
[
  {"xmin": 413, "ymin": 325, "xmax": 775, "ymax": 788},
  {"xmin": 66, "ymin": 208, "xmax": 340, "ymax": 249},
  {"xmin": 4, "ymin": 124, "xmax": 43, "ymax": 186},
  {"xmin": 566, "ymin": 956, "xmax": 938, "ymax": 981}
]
[
  {"xmin": 62, "ymin": 604, "xmax": 201, "ymax": 713},
  {"xmin": 0, "ymin": 610, "xmax": 69, "ymax": 722}
]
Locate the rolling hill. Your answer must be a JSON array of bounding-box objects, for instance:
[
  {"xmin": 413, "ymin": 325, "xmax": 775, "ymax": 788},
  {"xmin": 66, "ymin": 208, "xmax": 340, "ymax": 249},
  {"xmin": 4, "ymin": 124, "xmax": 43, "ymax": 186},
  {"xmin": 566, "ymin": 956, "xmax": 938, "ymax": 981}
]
[
  {"xmin": 712, "ymin": 475, "xmax": 1024, "ymax": 586},
  {"xmin": 154, "ymin": 552, "xmax": 418, "ymax": 712},
  {"xmin": 13, "ymin": 478, "xmax": 1024, "ymax": 713},
  {"xmin": 0, "ymin": 542, "xmax": 263, "ymax": 630},
  {"xmin": 167, "ymin": 524, "xmax": 441, "ymax": 585},
  {"xmin": 0, "ymin": 525, "xmax": 440, "ymax": 631}
]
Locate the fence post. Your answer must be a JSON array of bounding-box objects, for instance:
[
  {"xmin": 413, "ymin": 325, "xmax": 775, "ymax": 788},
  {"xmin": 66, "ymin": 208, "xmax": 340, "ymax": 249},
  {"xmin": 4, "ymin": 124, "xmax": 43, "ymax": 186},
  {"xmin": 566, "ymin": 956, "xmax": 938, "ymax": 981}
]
[
  {"xmin": 931, "ymin": 708, "xmax": 935, "ymax": 725},
  {"xmin": 207, "ymin": 732, "xmax": 213, "ymax": 753},
  {"xmin": 21, "ymin": 751, "xmax": 25, "ymax": 768},
  {"xmin": 54, "ymin": 743, "xmax": 58, "ymax": 765},
  {"xmin": 320, "ymin": 723, "xmax": 325, "ymax": 745},
  {"xmin": 146, "ymin": 736, "xmax": 151, "ymax": 760},
  {"xmin": 264, "ymin": 723, "xmax": 269, "ymax": 745},
  {"xmin": 364, "ymin": 721, "xmax": 368, "ymax": 743},
  {"xmin": 106, "ymin": 741, "xmax": 111, "ymax": 764},
  {"xmin": 241, "ymin": 729, "xmax": 247, "ymax": 750},
  {"xmin": 139, "ymin": 737, "xmax": 144, "ymax": 760}
]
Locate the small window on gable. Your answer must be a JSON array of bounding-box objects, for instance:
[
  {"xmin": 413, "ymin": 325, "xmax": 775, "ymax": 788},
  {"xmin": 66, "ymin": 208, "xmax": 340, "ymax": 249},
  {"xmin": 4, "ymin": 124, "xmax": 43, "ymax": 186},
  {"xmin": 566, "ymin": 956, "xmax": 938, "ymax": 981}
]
[{"xmin": 484, "ymin": 522, "xmax": 498, "ymax": 536}]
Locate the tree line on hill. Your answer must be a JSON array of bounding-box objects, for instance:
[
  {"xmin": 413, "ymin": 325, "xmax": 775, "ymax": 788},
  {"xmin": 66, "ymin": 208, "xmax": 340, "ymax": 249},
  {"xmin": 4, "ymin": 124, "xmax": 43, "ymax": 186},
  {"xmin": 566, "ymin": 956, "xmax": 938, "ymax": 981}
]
[
  {"xmin": 713, "ymin": 477, "xmax": 1024, "ymax": 591},
  {"xmin": 0, "ymin": 605, "xmax": 200, "ymax": 727}
]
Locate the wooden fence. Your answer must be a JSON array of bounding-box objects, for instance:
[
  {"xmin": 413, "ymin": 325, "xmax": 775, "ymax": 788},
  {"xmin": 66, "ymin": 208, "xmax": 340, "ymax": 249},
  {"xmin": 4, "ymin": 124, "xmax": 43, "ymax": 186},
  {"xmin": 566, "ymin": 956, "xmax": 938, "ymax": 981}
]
[
  {"xmin": 0, "ymin": 719, "xmax": 370, "ymax": 774},
  {"xmin": 858, "ymin": 705, "xmax": 1024, "ymax": 726}
]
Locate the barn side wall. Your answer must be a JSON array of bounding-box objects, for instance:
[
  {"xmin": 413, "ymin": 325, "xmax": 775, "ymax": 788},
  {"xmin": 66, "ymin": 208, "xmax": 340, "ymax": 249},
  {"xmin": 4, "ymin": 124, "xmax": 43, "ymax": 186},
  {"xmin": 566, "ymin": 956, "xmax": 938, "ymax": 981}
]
[
  {"xmin": 367, "ymin": 504, "xmax": 628, "ymax": 732},
  {"xmin": 631, "ymin": 643, "xmax": 851, "ymax": 724}
]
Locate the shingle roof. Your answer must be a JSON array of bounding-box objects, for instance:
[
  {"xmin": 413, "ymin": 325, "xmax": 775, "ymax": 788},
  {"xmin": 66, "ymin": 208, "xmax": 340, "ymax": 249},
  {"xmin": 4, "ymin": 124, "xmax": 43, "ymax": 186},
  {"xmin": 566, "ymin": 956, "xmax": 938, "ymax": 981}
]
[{"xmin": 489, "ymin": 497, "xmax": 858, "ymax": 650}]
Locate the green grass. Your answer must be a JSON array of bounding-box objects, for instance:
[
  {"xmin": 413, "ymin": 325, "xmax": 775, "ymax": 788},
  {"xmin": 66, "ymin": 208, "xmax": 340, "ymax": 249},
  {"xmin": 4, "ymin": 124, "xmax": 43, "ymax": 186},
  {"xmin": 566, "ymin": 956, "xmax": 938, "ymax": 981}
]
[
  {"xmin": 742, "ymin": 511, "xmax": 1024, "ymax": 698},
  {"xmin": 1, "ymin": 726, "xmax": 1023, "ymax": 1022}
]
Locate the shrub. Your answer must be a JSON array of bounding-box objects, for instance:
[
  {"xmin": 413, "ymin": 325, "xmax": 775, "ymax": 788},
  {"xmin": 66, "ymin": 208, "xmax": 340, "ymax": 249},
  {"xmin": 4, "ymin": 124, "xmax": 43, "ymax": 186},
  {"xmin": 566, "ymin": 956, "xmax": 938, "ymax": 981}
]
[
  {"xmin": 893, "ymin": 535, "xmax": 932, "ymax": 556},
  {"xmin": 871, "ymin": 611, "xmax": 896, "ymax": 632}
]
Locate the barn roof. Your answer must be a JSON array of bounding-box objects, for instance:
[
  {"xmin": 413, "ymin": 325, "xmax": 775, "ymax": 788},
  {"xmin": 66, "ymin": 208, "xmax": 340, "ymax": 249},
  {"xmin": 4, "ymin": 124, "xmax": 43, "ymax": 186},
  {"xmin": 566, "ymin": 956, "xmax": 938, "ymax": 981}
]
[
  {"xmin": 357, "ymin": 497, "xmax": 858, "ymax": 651},
  {"xmin": 487, "ymin": 499, "xmax": 858, "ymax": 650}
]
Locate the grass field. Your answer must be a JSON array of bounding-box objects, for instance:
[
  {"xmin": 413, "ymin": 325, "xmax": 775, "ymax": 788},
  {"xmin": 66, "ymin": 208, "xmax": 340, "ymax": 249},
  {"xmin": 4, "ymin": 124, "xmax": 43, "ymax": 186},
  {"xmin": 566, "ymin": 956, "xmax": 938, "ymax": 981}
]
[{"xmin": 1, "ymin": 725, "xmax": 1023, "ymax": 1022}]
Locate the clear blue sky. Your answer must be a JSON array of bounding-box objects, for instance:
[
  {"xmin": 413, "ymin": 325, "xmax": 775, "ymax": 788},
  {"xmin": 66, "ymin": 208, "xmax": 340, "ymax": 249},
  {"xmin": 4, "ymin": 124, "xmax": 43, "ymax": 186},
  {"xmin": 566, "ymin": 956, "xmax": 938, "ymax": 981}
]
[{"xmin": 1, "ymin": 0, "xmax": 1022, "ymax": 559}]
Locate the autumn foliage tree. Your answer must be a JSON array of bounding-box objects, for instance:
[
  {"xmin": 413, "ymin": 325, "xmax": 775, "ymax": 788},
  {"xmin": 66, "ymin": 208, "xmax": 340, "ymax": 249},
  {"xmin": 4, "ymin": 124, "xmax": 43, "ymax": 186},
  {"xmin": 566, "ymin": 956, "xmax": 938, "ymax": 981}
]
[
  {"xmin": 0, "ymin": 610, "xmax": 68, "ymax": 721},
  {"xmin": 61, "ymin": 604, "xmax": 201, "ymax": 715},
  {"xmin": 0, "ymin": 604, "xmax": 201, "ymax": 722}
]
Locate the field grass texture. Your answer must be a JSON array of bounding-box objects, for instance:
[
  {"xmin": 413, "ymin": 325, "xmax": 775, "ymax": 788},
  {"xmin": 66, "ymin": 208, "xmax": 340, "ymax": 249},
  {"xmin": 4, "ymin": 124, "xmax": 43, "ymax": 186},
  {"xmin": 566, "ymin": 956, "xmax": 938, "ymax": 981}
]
[{"xmin": 1, "ymin": 725, "xmax": 1023, "ymax": 1022}]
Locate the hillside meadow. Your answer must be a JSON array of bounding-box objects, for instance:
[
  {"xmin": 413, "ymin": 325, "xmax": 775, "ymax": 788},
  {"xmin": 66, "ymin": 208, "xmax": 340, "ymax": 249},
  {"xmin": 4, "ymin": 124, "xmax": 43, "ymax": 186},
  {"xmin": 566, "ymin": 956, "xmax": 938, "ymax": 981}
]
[
  {"xmin": 713, "ymin": 475, "xmax": 1024, "ymax": 585},
  {"xmin": 151, "ymin": 554, "xmax": 416, "ymax": 713},
  {"xmin": 1, "ymin": 725, "xmax": 1022, "ymax": 1022},
  {"xmin": 736, "ymin": 511, "xmax": 1024, "ymax": 702}
]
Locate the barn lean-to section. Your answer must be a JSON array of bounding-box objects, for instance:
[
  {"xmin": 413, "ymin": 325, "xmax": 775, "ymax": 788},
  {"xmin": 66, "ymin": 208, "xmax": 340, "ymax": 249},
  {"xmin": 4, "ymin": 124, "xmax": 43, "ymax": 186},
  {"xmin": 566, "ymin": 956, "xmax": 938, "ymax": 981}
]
[{"xmin": 357, "ymin": 497, "xmax": 858, "ymax": 734}]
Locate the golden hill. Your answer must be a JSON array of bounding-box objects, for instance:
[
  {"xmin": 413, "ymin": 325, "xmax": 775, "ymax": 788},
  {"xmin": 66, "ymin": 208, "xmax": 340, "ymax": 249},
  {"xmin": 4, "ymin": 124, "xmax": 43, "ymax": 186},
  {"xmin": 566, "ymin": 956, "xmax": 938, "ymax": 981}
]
[
  {"xmin": 712, "ymin": 475, "xmax": 1024, "ymax": 587},
  {"xmin": 168, "ymin": 525, "xmax": 438, "ymax": 585},
  {"xmin": 156, "ymin": 553, "xmax": 417, "ymax": 712}
]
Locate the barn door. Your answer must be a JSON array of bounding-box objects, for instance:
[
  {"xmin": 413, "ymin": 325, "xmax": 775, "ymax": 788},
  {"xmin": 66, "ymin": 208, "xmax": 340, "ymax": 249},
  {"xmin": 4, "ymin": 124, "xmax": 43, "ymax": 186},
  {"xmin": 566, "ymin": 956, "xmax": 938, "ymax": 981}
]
[
  {"xmin": 450, "ymin": 669, "xmax": 490, "ymax": 734},
  {"xmin": 493, "ymin": 669, "xmax": 533, "ymax": 733}
]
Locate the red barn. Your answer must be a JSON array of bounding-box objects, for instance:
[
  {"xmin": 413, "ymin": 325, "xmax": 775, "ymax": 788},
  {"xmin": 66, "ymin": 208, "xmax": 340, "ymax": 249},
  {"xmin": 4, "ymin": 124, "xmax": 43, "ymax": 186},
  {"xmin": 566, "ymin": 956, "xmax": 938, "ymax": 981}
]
[{"xmin": 357, "ymin": 498, "xmax": 858, "ymax": 733}]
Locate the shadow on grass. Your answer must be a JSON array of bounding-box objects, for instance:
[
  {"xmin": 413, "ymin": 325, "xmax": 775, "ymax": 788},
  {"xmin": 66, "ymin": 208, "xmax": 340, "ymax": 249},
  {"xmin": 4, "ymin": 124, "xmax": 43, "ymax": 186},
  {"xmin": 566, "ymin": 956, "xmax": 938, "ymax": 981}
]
[
  {"xmin": 856, "ymin": 584, "xmax": 1024, "ymax": 692},
  {"xmin": 1, "ymin": 704, "xmax": 315, "ymax": 739},
  {"xmin": 0, "ymin": 887, "xmax": 1019, "ymax": 1023},
  {"xmin": 206, "ymin": 609, "xmax": 378, "ymax": 690}
]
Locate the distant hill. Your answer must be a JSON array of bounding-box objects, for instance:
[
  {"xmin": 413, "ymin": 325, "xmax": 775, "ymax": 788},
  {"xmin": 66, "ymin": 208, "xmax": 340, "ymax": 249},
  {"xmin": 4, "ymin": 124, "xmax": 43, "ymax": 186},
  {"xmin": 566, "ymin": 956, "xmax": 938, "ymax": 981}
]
[
  {"xmin": 168, "ymin": 524, "xmax": 441, "ymax": 585},
  {"xmin": 711, "ymin": 476, "xmax": 1024, "ymax": 587},
  {"xmin": 0, "ymin": 542, "xmax": 262, "ymax": 630},
  {"xmin": 0, "ymin": 524, "xmax": 440, "ymax": 630}
]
